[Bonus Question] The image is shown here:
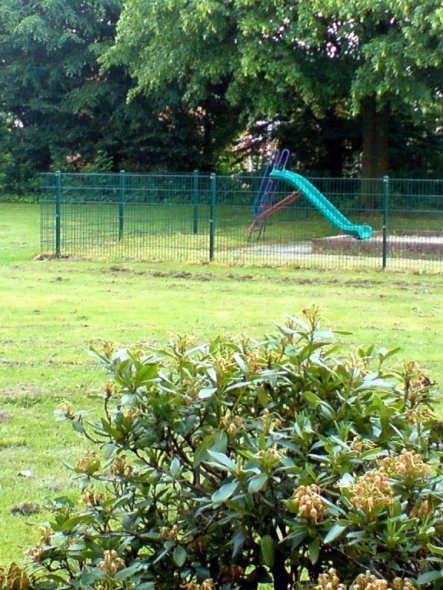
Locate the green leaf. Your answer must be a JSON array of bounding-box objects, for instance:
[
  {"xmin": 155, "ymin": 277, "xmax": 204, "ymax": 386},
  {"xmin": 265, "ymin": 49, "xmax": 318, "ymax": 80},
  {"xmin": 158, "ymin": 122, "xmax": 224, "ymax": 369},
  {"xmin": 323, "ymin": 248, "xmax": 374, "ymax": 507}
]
[
  {"xmin": 323, "ymin": 523, "xmax": 347, "ymax": 544},
  {"xmin": 234, "ymin": 353, "xmax": 249, "ymax": 374},
  {"xmin": 303, "ymin": 391, "xmax": 321, "ymax": 406},
  {"xmin": 256, "ymin": 386, "xmax": 270, "ymax": 407},
  {"xmin": 198, "ymin": 387, "xmax": 217, "ymax": 399},
  {"xmin": 114, "ymin": 562, "xmax": 146, "ymax": 581},
  {"xmin": 60, "ymin": 514, "xmax": 94, "ymax": 533},
  {"xmin": 211, "ymin": 480, "xmax": 238, "ymax": 503},
  {"xmin": 173, "ymin": 545, "xmax": 187, "ymax": 567},
  {"xmin": 248, "ymin": 472, "xmax": 268, "ymax": 494},
  {"xmin": 359, "ymin": 447, "xmax": 384, "ymax": 461},
  {"xmin": 207, "ymin": 450, "xmax": 236, "ymax": 472},
  {"xmin": 170, "ymin": 457, "xmax": 181, "ymax": 478},
  {"xmin": 427, "ymin": 544, "xmax": 443, "ymax": 557},
  {"xmin": 308, "ymin": 537, "xmax": 320, "ymax": 564},
  {"xmin": 193, "ymin": 431, "xmax": 227, "ymax": 467},
  {"xmin": 260, "ymin": 535, "xmax": 275, "ymax": 568},
  {"xmin": 72, "ymin": 419, "xmax": 84, "ymax": 434},
  {"xmin": 229, "ymin": 530, "xmax": 246, "ymax": 557},
  {"xmin": 287, "ymin": 528, "xmax": 308, "ymax": 548},
  {"xmin": 416, "ymin": 570, "xmax": 443, "ymax": 585}
]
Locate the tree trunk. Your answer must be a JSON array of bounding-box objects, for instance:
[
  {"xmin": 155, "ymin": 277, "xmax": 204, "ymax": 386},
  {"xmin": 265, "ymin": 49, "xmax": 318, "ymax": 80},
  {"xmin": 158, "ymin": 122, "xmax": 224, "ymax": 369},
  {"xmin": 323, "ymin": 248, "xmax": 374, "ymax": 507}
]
[
  {"xmin": 323, "ymin": 109, "xmax": 346, "ymax": 176},
  {"xmin": 271, "ymin": 551, "xmax": 291, "ymax": 590},
  {"xmin": 361, "ymin": 96, "xmax": 390, "ymax": 208}
]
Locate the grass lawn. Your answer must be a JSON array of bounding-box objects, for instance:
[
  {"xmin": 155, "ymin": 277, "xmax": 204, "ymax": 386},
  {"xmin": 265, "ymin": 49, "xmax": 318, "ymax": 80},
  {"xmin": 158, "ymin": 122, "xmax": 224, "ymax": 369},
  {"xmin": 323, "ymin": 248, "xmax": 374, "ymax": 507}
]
[{"xmin": 0, "ymin": 202, "xmax": 442, "ymax": 564}]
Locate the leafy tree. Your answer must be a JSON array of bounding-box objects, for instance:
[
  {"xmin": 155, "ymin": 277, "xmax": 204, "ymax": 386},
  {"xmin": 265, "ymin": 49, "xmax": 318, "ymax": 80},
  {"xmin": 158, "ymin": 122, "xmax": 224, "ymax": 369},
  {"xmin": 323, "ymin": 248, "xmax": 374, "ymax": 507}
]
[
  {"xmin": 0, "ymin": 0, "xmax": 218, "ymax": 183},
  {"xmin": 105, "ymin": 0, "xmax": 442, "ymax": 178},
  {"xmin": 299, "ymin": 0, "xmax": 443, "ymax": 178},
  {"xmin": 22, "ymin": 311, "xmax": 443, "ymax": 590},
  {"xmin": 0, "ymin": 0, "xmax": 121, "ymax": 171},
  {"xmin": 386, "ymin": 107, "xmax": 443, "ymax": 178},
  {"xmin": 0, "ymin": 111, "xmax": 33, "ymax": 195}
]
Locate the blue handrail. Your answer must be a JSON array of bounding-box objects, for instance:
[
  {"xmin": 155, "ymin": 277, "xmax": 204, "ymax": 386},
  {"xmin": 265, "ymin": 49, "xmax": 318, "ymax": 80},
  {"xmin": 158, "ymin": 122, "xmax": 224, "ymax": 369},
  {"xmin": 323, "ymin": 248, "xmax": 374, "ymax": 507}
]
[{"xmin": 252, "ymin": 149, "xmax": 292, "ymax": 218}]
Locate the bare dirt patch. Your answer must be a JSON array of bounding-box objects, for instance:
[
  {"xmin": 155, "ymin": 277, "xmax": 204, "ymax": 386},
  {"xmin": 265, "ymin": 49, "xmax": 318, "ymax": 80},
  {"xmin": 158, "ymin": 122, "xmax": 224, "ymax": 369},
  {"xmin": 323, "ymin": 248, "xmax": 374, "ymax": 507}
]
[
  {"xmin": 99, "ymin": 266, "xmax": 438, "ymax": 291},
  {"xmin": 313, "ymin": 231, "xmax": 443, "ymax": 259},
  {"xmin": 0, "ymin": 384, "xmax": 45, "ymax": 397},
  {"xmin": 0, "ymin": 410, "xmax": 11, "ymax": 422}
]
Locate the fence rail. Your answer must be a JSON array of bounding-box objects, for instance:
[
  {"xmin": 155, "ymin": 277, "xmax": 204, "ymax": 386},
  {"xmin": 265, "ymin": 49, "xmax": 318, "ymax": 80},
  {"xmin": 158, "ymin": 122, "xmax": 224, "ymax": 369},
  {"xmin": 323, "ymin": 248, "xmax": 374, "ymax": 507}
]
[{"xmin": 40, "ymin": 171, "xmax": 443, "ymax": 272}]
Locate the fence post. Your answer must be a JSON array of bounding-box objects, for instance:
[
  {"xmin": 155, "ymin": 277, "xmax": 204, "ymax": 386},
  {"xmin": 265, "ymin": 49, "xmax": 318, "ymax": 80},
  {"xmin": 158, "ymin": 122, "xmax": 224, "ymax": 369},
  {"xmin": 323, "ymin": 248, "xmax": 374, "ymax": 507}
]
[
  {"xmin": 118, "ymin": 170, "xmax": 126, "ymax": 241},
  {"xmin": 55, "ymin": 170, "xmax": 62, "ymax": 257},
  {"xmin": 209, "ymin": 173, "xmax": 216, "ymax": 261},
  {"xmin": 192, "ymin": 170, "xmax": 199, "ymax": 234},
  {"xmin": 382, "ymin": 175, "xmax": 389, "ymax": 269}
]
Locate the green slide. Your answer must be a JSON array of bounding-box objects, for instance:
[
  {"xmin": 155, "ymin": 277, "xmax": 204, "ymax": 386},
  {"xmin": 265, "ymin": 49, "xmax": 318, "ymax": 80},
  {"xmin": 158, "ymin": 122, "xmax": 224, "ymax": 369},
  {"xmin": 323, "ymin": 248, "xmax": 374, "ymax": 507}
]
[{"xmin": 270, "ymin": 168, "xmax": 373, "ymax": 240}]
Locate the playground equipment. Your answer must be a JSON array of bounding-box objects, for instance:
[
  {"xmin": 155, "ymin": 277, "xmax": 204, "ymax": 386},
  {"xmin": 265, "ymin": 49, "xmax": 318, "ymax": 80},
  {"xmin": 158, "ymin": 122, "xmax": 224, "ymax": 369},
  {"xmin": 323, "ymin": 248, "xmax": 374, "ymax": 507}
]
[
  {"xmin": 248, "ymin": 150, "xmax": 296, "ymax": 239},
  {"xmin": 248, "ymin": 150, "xmax": 373, "ymax": 240}
]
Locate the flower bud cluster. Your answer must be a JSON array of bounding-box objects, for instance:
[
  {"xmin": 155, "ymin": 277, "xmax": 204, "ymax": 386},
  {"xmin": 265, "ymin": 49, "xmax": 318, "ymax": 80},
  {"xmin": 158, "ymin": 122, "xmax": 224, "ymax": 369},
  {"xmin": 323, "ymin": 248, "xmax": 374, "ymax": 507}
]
[
  {"xmin": 409, "ymin": 364, "xmax": 433, "ymax": 391},
  {"xmin": 391, "ymin": 579, "xmax": 416, "ymax": 590},
  {"xmin": 190, "ymin": 535, "xmax": 209, "ymax": 554},
  {"xmin": 260, "ymin": 408, "xmax": 283, "ymax": 432},
  {"xmin": 315, "ymin": 568, "xmax": 347, "ymax": 590},
  {"xmin": 351, "ymin": 437, "xmax": 375, "ymax": 453},
  {"xmin": 353, "ymin": 572, "xmax": 390, "ymax": 590},
  {"xmin": 111, "ymin": 455, "xmax": 133, "ymax": 477},
  {"xmin": 102, "ymin": 341, "xmax": 115, "ymax": 358},
  {"xmin": 76, "ymin": 451, "xmax": 101, "ymax": 475},
  {"xmin": 352, "ymin": 572, "xmax": 416, "ymax": 590},
  {"xmin": 292, "ymin": 484, "xmax": 326, "ymax": 523},
  {"xmin": 27, "ymin": 526, "xmax": 54, "ymax": 563},
  {"xmin": 314, "ymin": 570, "xmax": 416, "ymax": 590},
  {"xmin": 58, "ymin": 401, "xmax": 74, "ymax": 419},
  {"xmin": 256, "ymin": 447, "xmax": 280, "ymax": 461},
  {"xmin": 97, "ymin": 550, "xmax": 125, "ymax": 575},
  {"xmin": 405, "ymin": 406, "xmax": 435, "ymax": 423},
  {"xmin": 245, "ymin": 352, "xmax": 262, "ymax": 373},
  {"xmin": 122, "ymin": 407, "xmax": 139, "ymax": 421},
  {"xmin": 160, "ymin": 525, "xmax": 179, "ymax": 540},
  {"xmin": 410, "ymin": 499, "xmax": 430, "ymax": 519},
  {"xmin": 350, "ymin": 470, "xmax": 393, "ymax": 512},
  {"xmin": 81, "ymin": 488, "xmax": 105, "ymax": 506},
  {"xmin": 382, "ymin": 449, "xmax": 431, "ymax": 479},
  {"xmin": 38, "ymin": 526, "xmax": 53, "ymax": 545},
  {"xmin": 220, "ymin": 414, "xmax": 242, "ymax": 436},
  {"xmin": 103, "ymin": 380, "xmax": 116, "ymax": 399},
  {"xmin": 404, "ymin": 361, "xmax": 433, "ymax": 406}
]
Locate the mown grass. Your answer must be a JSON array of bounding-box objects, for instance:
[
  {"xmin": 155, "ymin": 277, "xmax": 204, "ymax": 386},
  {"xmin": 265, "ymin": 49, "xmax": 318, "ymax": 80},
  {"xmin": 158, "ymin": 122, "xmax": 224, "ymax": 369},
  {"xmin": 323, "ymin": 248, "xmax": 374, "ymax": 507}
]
[{"xmin": 0, "ymin": 203, "xmax": 442, "ymax": 564}]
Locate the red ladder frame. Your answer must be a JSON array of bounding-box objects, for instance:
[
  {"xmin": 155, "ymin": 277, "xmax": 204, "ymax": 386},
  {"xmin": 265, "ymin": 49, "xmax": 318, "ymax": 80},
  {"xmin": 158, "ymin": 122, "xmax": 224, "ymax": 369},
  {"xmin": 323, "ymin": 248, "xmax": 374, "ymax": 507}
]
[{"xmin": 247, "ymin": 190, "xmax": 302, "ymax": 239}]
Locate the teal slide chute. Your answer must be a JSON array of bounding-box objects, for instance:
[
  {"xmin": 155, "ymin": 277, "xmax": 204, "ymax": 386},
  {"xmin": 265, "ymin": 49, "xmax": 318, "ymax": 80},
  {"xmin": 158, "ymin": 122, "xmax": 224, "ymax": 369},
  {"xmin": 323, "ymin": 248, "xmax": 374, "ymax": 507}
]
[{"xmin": 270, "ymin": 168, "xmax": 373, "ymax": 240}]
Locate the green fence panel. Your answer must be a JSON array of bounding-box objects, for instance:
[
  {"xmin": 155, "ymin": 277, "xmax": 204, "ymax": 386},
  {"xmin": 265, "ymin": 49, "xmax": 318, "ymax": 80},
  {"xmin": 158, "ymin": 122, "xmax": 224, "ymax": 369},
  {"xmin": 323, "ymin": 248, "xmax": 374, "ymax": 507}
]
[{"xmin": 39, "ymin": 172, "xmax": 443, "ymax": 272}]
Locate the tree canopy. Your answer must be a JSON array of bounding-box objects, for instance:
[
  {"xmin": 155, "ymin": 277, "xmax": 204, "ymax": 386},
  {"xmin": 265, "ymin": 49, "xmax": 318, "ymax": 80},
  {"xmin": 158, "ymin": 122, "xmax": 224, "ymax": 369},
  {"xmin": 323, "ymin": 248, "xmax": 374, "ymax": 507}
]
[
  {"xmin": 105, "ymin": 0, "xmax": 443, "ymax": 177},
  {"xmin": 0, "ymin": 0, "xmax": 441, "ymax": 183},
  {"xmin": 0, "ymin": 0, "xmax": 225, "ymax": 189}
]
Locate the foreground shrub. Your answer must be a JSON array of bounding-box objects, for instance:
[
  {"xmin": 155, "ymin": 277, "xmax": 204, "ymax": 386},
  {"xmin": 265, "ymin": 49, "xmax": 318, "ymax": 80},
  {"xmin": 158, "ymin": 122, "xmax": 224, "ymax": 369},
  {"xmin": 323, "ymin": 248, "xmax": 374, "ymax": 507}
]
[{"xmin": 27, "ymin": 311, "xmax": 443, "ymax": 589}]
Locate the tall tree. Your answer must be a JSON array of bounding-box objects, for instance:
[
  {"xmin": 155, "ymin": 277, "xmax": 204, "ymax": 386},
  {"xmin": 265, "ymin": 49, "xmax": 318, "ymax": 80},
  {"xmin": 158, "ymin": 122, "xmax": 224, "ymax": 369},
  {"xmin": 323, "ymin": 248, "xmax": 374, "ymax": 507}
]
[
  {"xmin": 0, "ymin": 0, "xmax": 121, "ymax": 173},
  {"xmin": 0, "ymin": 0, "xmax": 219, "ymax": 182},
  {"xmin": 105, "ymin": 0, "xmax": 442, "ymax": 177},
  {"xmin": 104, "ymin": 0, "xmax": 245, "ymax": 170},
  {"xmin": 301, "ymin": 0, "xmax": 443, "ymax": 177}
]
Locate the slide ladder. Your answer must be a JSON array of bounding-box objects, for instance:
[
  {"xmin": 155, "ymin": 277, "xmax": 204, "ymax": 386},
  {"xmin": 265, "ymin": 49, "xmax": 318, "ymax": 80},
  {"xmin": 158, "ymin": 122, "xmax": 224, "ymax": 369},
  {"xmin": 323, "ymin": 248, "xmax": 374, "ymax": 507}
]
[{"xmin": 248, "ymin": 149, "xmax": 294, "ymax": 240}]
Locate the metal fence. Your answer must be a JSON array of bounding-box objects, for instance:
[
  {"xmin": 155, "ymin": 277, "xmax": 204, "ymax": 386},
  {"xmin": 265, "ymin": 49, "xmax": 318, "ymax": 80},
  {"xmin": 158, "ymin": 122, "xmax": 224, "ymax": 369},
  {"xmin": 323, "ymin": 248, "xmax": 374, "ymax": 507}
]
[{"xmin": 40, "ymin": 172, "xmax": 443, "ymax": 272}]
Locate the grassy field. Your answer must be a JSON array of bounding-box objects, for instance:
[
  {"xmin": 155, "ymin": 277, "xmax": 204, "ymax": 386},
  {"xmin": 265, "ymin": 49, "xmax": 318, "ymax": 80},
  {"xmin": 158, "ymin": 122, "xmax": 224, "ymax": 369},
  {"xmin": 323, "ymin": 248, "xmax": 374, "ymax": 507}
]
[{"xmin": 0, "ymin": 203, "xmax": 442, "ymax": 564}]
